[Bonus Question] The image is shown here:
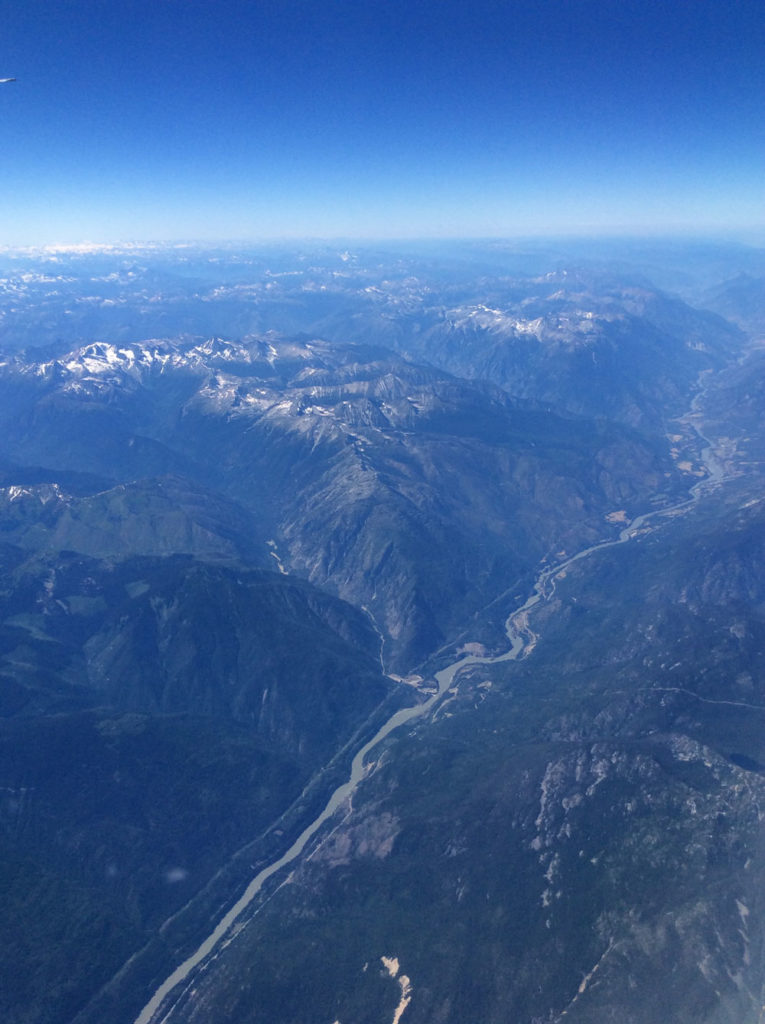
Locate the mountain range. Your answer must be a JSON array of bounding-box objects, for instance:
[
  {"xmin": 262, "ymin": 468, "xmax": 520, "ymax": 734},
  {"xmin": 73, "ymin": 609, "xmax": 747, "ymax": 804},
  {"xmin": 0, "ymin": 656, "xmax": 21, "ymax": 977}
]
[{"xmin": 0, "ymin": 240, "xmax": 761, "ymax": 1024}]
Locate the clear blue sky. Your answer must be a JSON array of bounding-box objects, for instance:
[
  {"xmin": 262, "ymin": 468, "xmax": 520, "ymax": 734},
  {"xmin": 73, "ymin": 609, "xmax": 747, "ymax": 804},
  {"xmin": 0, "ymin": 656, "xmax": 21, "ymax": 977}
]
[{"xmin": 1, "ymin": 0, "xmax": 763, "ymax": 244}]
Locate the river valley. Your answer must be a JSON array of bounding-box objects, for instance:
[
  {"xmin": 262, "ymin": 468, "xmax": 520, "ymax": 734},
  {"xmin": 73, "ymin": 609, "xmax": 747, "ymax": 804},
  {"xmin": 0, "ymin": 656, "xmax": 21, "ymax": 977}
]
[{"xmin": 133, "ymin": 372, "xmax": 732, "ymax": 1024}]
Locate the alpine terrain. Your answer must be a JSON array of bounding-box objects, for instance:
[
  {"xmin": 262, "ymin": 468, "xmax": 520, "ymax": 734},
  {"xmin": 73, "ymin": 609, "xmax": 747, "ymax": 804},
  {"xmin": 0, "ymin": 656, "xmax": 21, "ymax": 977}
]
[{"xmin": 0, "ymin": 239, "xmax": 761, "ymax": 1024}]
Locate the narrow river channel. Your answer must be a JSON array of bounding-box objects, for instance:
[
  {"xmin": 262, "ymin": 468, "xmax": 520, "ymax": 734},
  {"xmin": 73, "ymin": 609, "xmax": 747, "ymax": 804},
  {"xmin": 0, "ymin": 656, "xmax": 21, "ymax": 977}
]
[{"xmin": 134, "ymin": 408, "xmax": 725, "ymax": 1024}]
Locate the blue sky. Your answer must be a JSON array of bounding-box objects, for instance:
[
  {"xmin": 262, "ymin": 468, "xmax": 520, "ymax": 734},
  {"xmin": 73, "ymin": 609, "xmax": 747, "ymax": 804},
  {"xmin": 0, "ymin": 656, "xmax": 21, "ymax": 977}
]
[{"xmin": 1, "ymin": 0, "xmax": 764, "ymax": 244}]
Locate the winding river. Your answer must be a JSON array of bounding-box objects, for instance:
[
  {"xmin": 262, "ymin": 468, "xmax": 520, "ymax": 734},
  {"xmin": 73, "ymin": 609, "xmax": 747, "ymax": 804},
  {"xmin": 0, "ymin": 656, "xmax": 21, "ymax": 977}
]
[{"xmin": 134, "ymin": 409, "xmax": 725, "ymax": 1024}]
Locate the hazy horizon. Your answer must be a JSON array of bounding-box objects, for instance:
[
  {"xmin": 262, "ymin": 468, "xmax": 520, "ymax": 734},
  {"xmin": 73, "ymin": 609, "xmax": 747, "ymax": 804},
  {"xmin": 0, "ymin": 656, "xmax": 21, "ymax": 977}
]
[{"xmin": 2, "ymin": 231, "xmax": 765, "ymax": 257}]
